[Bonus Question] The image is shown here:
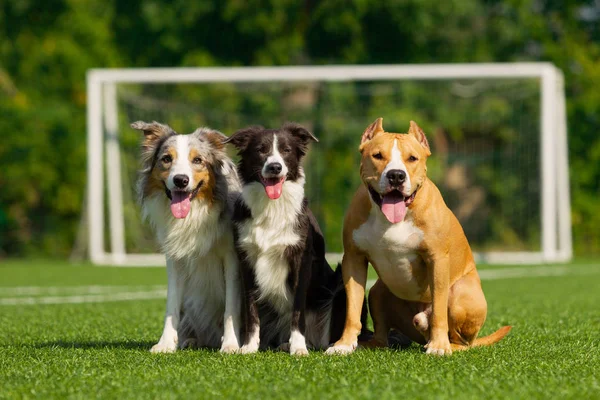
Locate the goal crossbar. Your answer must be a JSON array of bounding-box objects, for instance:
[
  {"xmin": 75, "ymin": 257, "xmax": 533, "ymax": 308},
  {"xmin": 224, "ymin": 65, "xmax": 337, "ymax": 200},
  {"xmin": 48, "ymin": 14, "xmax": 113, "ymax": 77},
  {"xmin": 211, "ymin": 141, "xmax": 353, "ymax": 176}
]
[{"xmin": 86, "ymin": 63, "xmax": 572, "ymax": 266}]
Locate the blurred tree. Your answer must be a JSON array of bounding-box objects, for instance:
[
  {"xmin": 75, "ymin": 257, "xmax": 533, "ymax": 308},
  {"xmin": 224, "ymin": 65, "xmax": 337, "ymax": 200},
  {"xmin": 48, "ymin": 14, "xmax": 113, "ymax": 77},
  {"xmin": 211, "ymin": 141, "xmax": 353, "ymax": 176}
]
[{"xmin": 0, "ymin": 0, "xmax": 598, "ymax": 257}]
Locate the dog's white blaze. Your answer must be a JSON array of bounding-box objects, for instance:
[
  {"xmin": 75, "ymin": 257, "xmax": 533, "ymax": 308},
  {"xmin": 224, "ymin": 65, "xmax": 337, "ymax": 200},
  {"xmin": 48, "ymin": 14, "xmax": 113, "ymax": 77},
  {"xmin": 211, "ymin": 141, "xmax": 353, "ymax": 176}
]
[
  {"xmin": 353, "ymin": 208, "xmax": 424, "ymax": 301},
  {"xmin": 167, "ymin": 135, "xmax": 194, "ymax": 190},
  {"xmin": 289, "ymin": 329, "xmax": 308, "ymax": 355},
  {"xmin": 379, "ymin": 139, "xmax": 412, "ymax": 197},
  {"xmin": 262, "ymin": 134, "xmax": 289, "ymax": 177}
]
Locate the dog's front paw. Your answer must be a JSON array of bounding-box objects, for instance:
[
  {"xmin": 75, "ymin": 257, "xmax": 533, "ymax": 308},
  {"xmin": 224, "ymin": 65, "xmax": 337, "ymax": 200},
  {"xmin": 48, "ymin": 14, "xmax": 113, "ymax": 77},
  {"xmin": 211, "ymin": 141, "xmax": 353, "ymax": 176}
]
[
  {"xmin": 220, "ymin": 342, "xmax": 240, "ymax": 354},
  {"xmin": 425, "ymin": 338, "xmax": 452, "ymax": 356},
  {"xmin": 325, "ymin": 341, "xmax": 357, "ymax": 355},
  {"xmin": 290, "ymin": 342, "xmax": 309, "ymax": 357},
  {"xmin": 290, "ymin": 347, "xmax": 309, "ymax": 356},
  {"xmin": 150, "ymin": 340, "xmax": 177, "ymax": 353},
  {"xmin": 289, "ymin": 330, "xmax": 309, "ymax": 356},
  {"xmin": 240, "ymin": 343, "xmax": 259, "ymax": 354}
]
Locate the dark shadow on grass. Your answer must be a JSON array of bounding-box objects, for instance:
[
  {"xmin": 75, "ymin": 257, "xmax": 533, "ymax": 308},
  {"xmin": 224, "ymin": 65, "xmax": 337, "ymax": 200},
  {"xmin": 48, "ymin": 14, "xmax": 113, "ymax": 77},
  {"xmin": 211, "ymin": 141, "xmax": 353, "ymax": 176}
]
[
  {"xmin": 27, "ymin": 331, "xmax": 414, "ymax": 353},
  {"xmin": 32, "ymin": 340, "xmax": 157, "ymax": 350},
  {"xmin": 31, "ymin": 340, "xmax": 225, "ymax": 352}
]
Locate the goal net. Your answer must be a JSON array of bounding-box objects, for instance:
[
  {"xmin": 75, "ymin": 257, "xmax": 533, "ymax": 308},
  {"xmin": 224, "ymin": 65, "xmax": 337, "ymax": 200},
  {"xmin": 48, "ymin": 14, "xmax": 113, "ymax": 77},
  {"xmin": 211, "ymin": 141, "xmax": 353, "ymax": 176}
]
[{"xmin": 85, "ymin": 64, "xmax": 572, "ymax": 266}]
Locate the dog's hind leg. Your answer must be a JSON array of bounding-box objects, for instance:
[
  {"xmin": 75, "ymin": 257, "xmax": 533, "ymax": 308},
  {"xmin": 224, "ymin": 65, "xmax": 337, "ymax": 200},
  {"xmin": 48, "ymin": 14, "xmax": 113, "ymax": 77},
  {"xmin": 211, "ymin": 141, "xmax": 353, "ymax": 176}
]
[
  {"xmin": 447, "ymin": 269, "xmax": 488, "ymax": 348},
  {"xmin": 447, "ymin": 269, "xmax": 511, "ymax": 350},
  {"xmin": 361, "ymin": 279, "xmax": 390, "ymax": 348},
  {"xmin": 365, "ymin": 280, "xmax": 427, "ymax": 348}
]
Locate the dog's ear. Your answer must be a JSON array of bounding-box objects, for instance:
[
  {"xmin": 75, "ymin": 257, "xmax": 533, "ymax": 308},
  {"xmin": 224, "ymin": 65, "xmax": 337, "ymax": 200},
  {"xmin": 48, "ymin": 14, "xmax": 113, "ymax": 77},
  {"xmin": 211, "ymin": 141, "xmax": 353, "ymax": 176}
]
[
  {"xmin": 283, "ymin": 122, "xmax": 318, "ymax": 156},
  {"xmin": 131, "ymin": 121, "xmax": 174, "ymax": 171},
  {"xmin": 283, "ymin": 122, "xmax": 319, "ymax": 143},
  {"xmin": 194, "ymin": 128, "xmax": 227, "ymax": 150},
  {"xmin": 408, "ymin": 120, "xmax": 431, "ymax": 156},
  {"xmin": 223, "ymin": 126, "xmax": 263, "ymax": 152},
  {"xmin": 361, "ymin": 118, "xmax": 384, "ymax": 145},
  {"xmin": 131, "ymin": 121, "xmax": 174, "ymax": 143}
]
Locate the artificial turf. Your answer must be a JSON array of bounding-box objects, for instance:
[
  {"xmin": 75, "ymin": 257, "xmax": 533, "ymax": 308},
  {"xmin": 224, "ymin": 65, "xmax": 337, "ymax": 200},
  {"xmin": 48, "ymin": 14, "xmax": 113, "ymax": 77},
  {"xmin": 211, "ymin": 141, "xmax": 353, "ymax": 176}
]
[{"xmin": 0, "ymin": 260, "xmax": 599, "ymax": 399}]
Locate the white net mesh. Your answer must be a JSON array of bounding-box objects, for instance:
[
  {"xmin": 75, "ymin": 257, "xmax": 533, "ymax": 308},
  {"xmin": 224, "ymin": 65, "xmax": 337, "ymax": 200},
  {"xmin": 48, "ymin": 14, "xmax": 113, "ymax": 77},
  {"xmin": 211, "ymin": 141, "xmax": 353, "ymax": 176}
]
[{"xmin": 109, "ymin": 78, "xmax": 542, "ymax": 258}]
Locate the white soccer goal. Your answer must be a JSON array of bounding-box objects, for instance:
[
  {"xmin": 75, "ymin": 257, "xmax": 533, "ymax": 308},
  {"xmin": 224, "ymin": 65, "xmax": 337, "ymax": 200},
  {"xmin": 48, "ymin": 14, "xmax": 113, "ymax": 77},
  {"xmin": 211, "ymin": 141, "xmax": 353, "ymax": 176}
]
[{"xmin": 86, "ymin": 64, "xmax": 572, "ymax": 266}]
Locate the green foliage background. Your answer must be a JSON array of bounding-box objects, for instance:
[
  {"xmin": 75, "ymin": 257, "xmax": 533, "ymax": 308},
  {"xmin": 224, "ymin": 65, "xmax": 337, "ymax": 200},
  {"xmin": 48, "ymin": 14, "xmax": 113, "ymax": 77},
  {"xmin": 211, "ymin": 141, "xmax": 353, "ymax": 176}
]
[{"xmin": 1, "ymin": 0, "xmax": 599, "ymax": 257}]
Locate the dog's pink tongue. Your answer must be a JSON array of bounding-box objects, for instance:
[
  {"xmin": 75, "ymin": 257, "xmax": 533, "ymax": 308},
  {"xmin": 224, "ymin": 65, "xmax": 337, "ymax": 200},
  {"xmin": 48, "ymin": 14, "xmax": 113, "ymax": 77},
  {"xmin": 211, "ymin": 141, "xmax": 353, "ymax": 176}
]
[
  {"xmin": 170, "ymin": 191, "xmax": 191, "ymax": 219},
  {"xmin": 381, "ymin": 193, "xmax": 407, "ymax": 224},
  {"xmin": 264, "ymin": 178, "xmax": 284, "ymax": 200}
]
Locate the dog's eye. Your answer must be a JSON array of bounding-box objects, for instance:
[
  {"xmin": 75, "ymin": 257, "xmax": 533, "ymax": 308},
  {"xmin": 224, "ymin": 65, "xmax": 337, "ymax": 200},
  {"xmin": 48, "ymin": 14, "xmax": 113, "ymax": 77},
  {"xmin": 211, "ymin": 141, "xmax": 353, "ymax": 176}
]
[
  {"xmin": 258, "ymin": 145, "xmax": 269, "ymax": 154},
  {"xmin": 192, "ymin": 157, "xmax": 202, "ymax": 165},
  {"xmin": 283, "ymin": 147, "xmax": 292, "ymax": 154},
  {"xmin": 161, "ymin": 155, "xmax": 172, "ymax": 164},
  {"xmin": 408, "ymin": 155, "xmax": 418, "ymax": 162},
  {"xmin": 372, "ymin": 152, "xmax": 383, "ymax": 160}
]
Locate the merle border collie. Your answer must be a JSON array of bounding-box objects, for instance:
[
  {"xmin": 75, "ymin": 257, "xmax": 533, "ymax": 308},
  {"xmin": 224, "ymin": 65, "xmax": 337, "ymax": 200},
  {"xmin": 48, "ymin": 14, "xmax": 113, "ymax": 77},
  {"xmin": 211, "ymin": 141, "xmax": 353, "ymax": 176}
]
[
  {"xmin": 224, "ymin": 123, "xmax": 362, "ymax": 356},
  {"xmin": 132, "ymin": 121, "xmax": 241, "ymax": 353}
]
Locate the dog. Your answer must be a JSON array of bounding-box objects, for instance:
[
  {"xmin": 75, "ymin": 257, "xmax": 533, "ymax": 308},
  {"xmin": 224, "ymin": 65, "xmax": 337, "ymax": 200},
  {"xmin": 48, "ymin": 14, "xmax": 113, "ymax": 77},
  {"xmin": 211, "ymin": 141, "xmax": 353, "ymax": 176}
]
[
  {"xmin": 132, "ymin": 121, "xmax": 242, "ymax": 353},
  {"xmin": 326, "ymin": 118, "xmax": 511, "ymax": 356},
  {"xmin": 224, "ymin": 123, "xmax": 360, "ymax": 356}
]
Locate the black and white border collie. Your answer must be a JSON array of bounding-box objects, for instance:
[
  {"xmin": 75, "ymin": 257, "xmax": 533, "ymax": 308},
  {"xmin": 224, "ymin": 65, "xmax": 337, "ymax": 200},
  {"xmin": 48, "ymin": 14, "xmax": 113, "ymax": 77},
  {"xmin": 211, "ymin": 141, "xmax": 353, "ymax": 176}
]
[
  {"xmin": 132, "ymin": 121, "xmax": 241, "ymax": 353},
  {"xmin": 225, "ymin": 123, "xmax": 353, "ymax": 356}
]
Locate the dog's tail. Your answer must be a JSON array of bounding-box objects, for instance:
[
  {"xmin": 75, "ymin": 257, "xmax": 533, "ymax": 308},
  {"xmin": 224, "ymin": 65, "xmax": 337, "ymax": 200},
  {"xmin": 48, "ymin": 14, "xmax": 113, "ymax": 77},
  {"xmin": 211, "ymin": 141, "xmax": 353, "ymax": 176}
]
[{"xmin": 451, "ymin": 325, "xmax": 512, "ymax": 351}]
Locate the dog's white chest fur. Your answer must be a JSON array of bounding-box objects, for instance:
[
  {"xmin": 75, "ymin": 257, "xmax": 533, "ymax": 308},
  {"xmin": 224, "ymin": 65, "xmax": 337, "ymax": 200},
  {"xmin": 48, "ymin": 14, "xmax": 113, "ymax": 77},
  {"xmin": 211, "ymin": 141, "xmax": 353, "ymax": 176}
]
[
  {"xmin": 143, "ymin": 194, "xmax": 224, "ymax": 260},
  {"xmin": 237, "ymin": 180, "xmax": 304, "ymax": 313},
  {"xmin": 353, "ymin": 207, "xmax": 425, "ymax": 300}
]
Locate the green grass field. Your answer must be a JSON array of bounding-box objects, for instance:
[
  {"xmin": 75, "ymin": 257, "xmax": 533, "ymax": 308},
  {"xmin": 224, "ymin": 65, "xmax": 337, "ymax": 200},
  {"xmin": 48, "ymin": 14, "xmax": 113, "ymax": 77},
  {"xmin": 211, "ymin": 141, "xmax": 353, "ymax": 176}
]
[{"xmin": 1, "ymin": 260, "xmax": 599, "ymax": 399}]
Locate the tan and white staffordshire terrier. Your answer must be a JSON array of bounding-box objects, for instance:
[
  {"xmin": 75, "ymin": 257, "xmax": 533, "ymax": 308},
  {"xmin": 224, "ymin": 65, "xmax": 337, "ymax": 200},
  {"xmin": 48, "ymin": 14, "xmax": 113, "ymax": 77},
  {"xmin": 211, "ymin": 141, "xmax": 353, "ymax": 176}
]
[{"xmin": 326, "ymin": 118, "xmax": 511, "ymax": 356}]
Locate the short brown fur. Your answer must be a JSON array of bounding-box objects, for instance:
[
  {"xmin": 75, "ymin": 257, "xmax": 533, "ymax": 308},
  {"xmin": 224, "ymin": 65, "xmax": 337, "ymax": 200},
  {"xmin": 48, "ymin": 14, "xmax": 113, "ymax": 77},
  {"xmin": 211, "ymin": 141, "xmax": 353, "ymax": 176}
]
[{"xmin": 332, "ymin": 118, "xmax": 511, "ymax": 355}]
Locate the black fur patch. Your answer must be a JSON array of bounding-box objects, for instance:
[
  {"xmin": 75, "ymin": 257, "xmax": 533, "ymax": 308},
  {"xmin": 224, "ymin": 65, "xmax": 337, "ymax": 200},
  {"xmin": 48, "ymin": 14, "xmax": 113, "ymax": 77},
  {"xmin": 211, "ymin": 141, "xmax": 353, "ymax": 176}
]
[
  {"xmin": 225, "ymin": 123, "xmax": 317, "ymax": 185},
  {"xmin": 226, "ymin": 123, "xmax": 362, "ymax": 351}
]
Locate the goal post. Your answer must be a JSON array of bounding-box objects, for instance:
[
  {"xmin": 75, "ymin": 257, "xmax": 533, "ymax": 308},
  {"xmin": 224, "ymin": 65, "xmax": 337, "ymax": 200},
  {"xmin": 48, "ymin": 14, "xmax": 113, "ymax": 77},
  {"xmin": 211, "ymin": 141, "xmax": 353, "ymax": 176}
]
[{"xmin": 86, "ymin": 63, "xmax": 572, "ymax": 266}]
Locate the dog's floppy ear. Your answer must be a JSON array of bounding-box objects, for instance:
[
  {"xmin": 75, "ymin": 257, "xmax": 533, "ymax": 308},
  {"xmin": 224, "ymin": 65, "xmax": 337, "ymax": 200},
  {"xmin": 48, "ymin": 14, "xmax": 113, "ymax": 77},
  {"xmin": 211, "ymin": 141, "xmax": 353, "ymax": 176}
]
[
  {"xmin": 283, "ymin": 122, "xmax": 318, "ymax": 156},
  {"xmin": 131, "ymin": 121, "xmax": 175, "ymax": 171},
  {"xmin": 194, "ymin": 128, "xmax": 227, "ymax": 150},
  {"xmin": 131, "ymin": 121, "xmax": 174, "ymax": 142},
  {"xmin": 223, "ymin": 126, "xmax": 263, "ymax": 152},
  {"xmin": 361, "ymin": 118, "xmax": 384, "ymax": 145},
  {"xmin": 408, "ymin": 120, "xmax": 431, "ymax": 156},
  {"xmin": 283, "ymin": 122, "xmax": 319, "ymax": 143}
]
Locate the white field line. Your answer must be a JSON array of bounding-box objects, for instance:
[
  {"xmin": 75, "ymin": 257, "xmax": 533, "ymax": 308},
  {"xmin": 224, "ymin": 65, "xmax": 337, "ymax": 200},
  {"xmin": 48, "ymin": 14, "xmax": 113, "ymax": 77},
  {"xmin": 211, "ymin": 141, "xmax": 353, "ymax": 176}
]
[
  {"xmin": 0, "ymin": 285, "xmax": 166, "ymax": 297},
  {"xmin": 0, "ymin": 265, "xmax": 597, "ymax": 306},
  {"xmin": 0, "ymin": 289, "xmax": 167, "ymax": 306},
  {"xmin": 365, "ymin": 264, "xmax": 598, "ymax": 290}
]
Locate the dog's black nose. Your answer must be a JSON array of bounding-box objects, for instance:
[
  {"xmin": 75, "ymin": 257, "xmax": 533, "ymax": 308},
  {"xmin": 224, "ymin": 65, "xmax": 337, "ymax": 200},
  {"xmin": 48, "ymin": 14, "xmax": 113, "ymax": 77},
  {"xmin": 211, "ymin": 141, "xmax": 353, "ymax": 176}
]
[
  {"xmin": 266, "ymin": 162, "xmax": 282, "ymax": 175},
  {"xmin": 173, "ymin": 174, "xmax": 189, "ymax": 188},
  {"xmin": 387, "ymin": 169, "xmax": 406, "ymax": 187}
]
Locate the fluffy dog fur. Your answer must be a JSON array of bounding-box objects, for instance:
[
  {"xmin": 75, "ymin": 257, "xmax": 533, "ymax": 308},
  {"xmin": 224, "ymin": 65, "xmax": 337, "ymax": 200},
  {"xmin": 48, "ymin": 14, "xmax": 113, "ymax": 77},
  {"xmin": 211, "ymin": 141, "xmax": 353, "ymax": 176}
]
[{"xmin": 132, "ymin": 121, "xmax": 242, "ymax": 353}]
